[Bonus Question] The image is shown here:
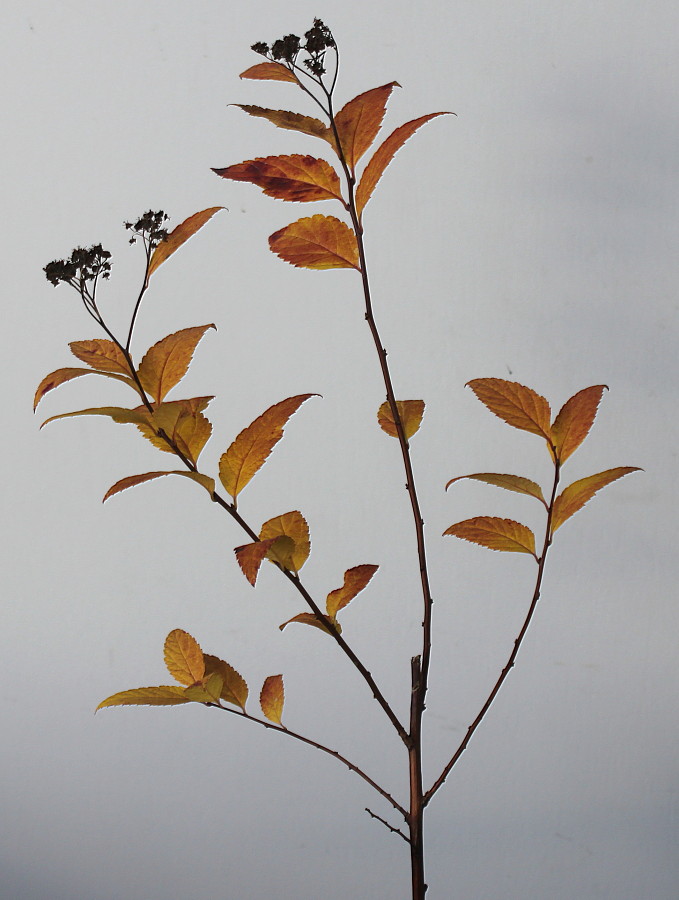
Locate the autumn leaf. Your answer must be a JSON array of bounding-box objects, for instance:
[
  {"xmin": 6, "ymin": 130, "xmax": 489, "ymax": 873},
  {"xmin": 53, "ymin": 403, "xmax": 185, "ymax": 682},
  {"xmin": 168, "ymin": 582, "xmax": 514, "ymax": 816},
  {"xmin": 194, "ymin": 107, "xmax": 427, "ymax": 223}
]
[
  {"xmin": 203, "ymin": 654, "xmax": 249, "ymax": 710},
  {"xmin": 240, "ymin": 62, "xmax": 298, "ymax": 83},
  {"xmin": 96, "ymin": 686, "xmax": 191, "ymax": 710},
  {"xmin": 213, "ymin": 155, "xmax": 343, "ymax": 204},
  {"xmin": 377, "ymin": 400, "xmax": 425, "ymax": 440},
  {"xmin": 137, "ymin": 397, "xmax": 214, "ymax": 463},
  {"xmin": 550, "ymin": 467, "xmax": 640, "ymax": 533},
  {"xmin": 356, "ymin": 112, "xmax": 451, "ymax": 217},
  {"xmin": 260, "ymin": 511, "xmax": 310, "ymax": 572},
  {"xmin": 444, "ymin": 516, "xmax": 537, "ymax": 557},
  {"xmin": 33, "ymin": 368, "xmax": 135, "ymax": 411},
  {"xmin": 219, "ymin": 394, "xmax": 317, "ymax": 502},
  {"xmin": 467, "ymin": 379, "xmax": 553, "ymax": 442},
  {"xmin": 445, "ymin": 473, "xmax": 546, "ymax": 505},
  {"xmin": 279, "ymin": 611, "xmax": 339, "ymax": 635},
  {"xmin": 269, "ymin": 215, "xmax": 360, "ymax": 270},
  {"xmin": 232, "ymin": 105, "xmax": 331, "ymax": 143},
  {"xmin": 234, "ymin": 538, "xmax": 280, "ymax": 586},
  {"xmin": 164, "ymin": 629, "xmax": 205, "ymax": 686},
  {"xmin": 148, "ymin": 208, "xmax": 223, "ymax": 279},
  {"xmin": 137, "ymin": 324, "xmax": 215, "ymax": 404},
  {"xmin": 260, "ymin": 674, "xmax": 285, "ymax": 724},
  {"xmin": 551, "ymin": 385, "xmax": 608, "ymax": 464},
  {"xmin": 102, "ymin": 470, "xmax": 215, "ymax": 503},
  {"xmin": 41, "ymin": 406, "xmax": 150, "ymax": 429},
  {"xmin": 183, "ymin": 672, "xmax": 225, "ymax": 704},
  {"xmin": 332, "ymin": 82, "xmax": 399, "ymax": 172},
  {"xmin": 69, "ymin": 338, "xmax": 132, "ymax": 375},
  {"xmin": 326, "ymin": 564, "xmax": 379, "ymax": 618}
]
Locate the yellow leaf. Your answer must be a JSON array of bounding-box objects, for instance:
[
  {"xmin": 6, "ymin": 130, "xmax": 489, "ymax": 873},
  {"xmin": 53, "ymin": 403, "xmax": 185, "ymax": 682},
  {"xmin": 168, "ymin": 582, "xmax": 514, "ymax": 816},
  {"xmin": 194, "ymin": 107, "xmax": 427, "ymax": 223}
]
[
  {"xmin": 326, "ymin": 564, "xmax": 379, "ymax": 618},
  {"xmin": 445, "ymin": 473, "xmax": 546, "ymax": 505},
  {"xmin": 41, "ymin": 406, "xmax": 150, "ymax": 429},
  {"xmin": 33, "ymin": 368, "xmax": 135, "ymax": 411},
  {"xmin": 137, "ymin": 324, "xmax": 215, "ymax": 404},
  {"xmin": 551, "ymin": 467, "xmax": 641, "ymax": 533},
  {"xmin": 69, "ymin": 339, "xmax": 132, "ymax": 375},
  {"xmin": 444, "ymin": 516, "xmax": 537, "ymax": 556},
  {"xmin": 264, "ymin": 535, "xmax": 296, "ymax": 571},
  {"xmin": 467, "ymin": 379, "xmax": 553, "ymax": 442},
  {"xmin": 183, "ymin": 672, "xmax": 224, "ymax": 704},
  {"xmin": 232, "ymin": 105, "xmax": 331, "ymax": 143},
  {"xmin": 137, "ymin": 397, "xmax": 214, "ymax": 463},
  {"xmin": 103, "ymin": 470, "xmax": 215, "ymax": 503},
  {"xmin": 551, "ymin": 385, "xmax": 608, "ymax": 464},
  {"xmin": 234, "ymin": 538, "xmax": 280, "ymax": 586},
  {"xmin": 96, "ymin": 686, "xmax": 190, "ymax": 710},
  {"xmin": 333, "ymin": 83, "xmax": 399, "ymax": 172},
  {"xmin": 377, "ymin": 400, "xmax": 425, "ymax": 440},
  {"xmin": 269, "ymin": 215, "xmax": 360, "ymax": 270},
  {"xmin": 213, "ymin": 155, "xmax": 343, "ymax": 203},
  {"xmin": 239, "ymin": 62, "xmax": 298, "ymax": 83},
  {"xmin": 260, "ymin": 674, "xmax": 285, "ymax": 725},
  {"xmin": 219, "ymin": 394, "xmax": 317, "ymax": 501},
  {"xmin": 279, "ymin": 612, "xmax": 339, "ymax": 635},
  {"xmin": 203, "ymin": 654, "xmax": 249, "ymax": 710},
  {"xmin": 260, "ymin": 511, "xmax": 310, "ymax": 572},
  {"xmin": 148, "ymin": 209, "xmax": 223, "ymax": 278},
  {"xmin": 164, "ymin": 629, "xmax": 205, "ymax": 686}
]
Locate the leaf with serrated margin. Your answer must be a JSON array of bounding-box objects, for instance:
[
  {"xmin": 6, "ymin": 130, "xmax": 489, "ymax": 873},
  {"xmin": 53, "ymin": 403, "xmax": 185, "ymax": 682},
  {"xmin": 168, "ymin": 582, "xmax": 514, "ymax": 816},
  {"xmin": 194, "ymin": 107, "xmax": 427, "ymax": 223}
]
[
  {"xmin": 183, "ymin": 672, "xmax": 224, "ymax": 703},
  {"xmin": 551, "ymin": 385, "xmax": 608, "ymax": 464},
  {"xmin": 445, "ymin": 473, "xmax": 546, "ymax": 505},
  {"xmin": 240, "ymin": 62, "xmax": 298, "ymax": 83},
  {"xmin": 260, "ymin": 674, "xmax": 285, "ymax": 724},
  {"xmin": 444, "ymin": 516, "xmax": 537, "ymax": 556},
  {"xmin": 148, "ymin": 208, "xmax": 223, "ymax": 279},
  {"xmin": 467, "ymin": 379, "xmax": 553, "ymax": 442},
  {"xmin": 356, "ymin": 113, "xmax": 452, "ymax": 217},
  {"xmin": 33, "ymin": 368, "xmax": 134, "ymax": 411},
  {"xmin": 219, "ymin": 394, "xmax": 317, "ymax": 501},
  {"xmin": 69, "ymin": 339, "xmax": 132, "ymax": 375},
  {"xmin": 96, "ymin": 686, "xmax": 190, "ymax": 710},
  {"xmin": 213, "ymin": 155, "xmax": 343, "ymax": 204},
  {"xmin": 103, "ymin": 470, "xmax": 215, "ymax": 503},
  {"xmin": 137, "ymin": 397, "xmax": 214, "ymax": 460},
  {"xmin": 333, "ymin": 82, "xmax": 399, "ymax": 172},
  {"xmin": 326, "ymin": 564, "xmax": 379, "ymax": 618},
  {"xmin": 551, "ymin": 467, "xmax": 640, "ymax": 533},
  {"xmin": 203, "ymin": 654, "xmax": 248, "ymax": 710},
  {"xmin": 377, "ymin": 400, "xmax": 425, "ymax": 440},
  {"xmin": 279, "ymin": 612, "xmax": 339, "ymax": 635},
  {"xmin": 234, "ymin": 538, "xmax": 279, "ymax": 586},
  {"xmin": 269, "ymin": 215, "xmax": 360, "ymax": 270},
  {"xmin": 41, "ymin": 406, "xmax": 150, "ymax": 429},
  {"xmin": 260, "ymin": 511, "xmax": 310, "ymax": 572},
  {"xmin": 232, "ymin": 105, "xmax": 331, "ymax": 143},
  {"xmin": 137, "ymin": 324, "xmax": 215, "ymax": 404},
  {"xmin": 164, "ymin": 629, "xmax": 205, "ymax": 685}
]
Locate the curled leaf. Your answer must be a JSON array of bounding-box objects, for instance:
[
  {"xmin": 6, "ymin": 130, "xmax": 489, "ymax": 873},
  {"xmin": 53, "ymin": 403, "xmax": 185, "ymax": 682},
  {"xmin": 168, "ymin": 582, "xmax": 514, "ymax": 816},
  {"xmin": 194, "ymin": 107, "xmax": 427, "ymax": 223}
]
[
  {"xmin": 551, "ymin": 467, "xmax": 641, "ymax": 533},
  {"xmin": 269, "ymin": 215, "xmax": 360, "ymax": 270},
  {"xmin": 445, "ymin": 473, "xmax": 546, "ymax": 505},
  {"xmin": 232, "ymin": 105, "xmax": 331, "ymax": 143},
  {"xmin": 96, "ymin": 686, "xmax": 190, "ymax": 710},
  {"xmin": 444, "ymin": 516, "xmax": 537, "ymax": 557},
  {"xmin": 148, "ymin": 208, "xmax": 223, "ymax": 279},
  {"xmin": 551, "ymin": 385, "xmax": 608, "ymax": 464},
  {"xmin": 326, "ymin": 564, "xmax": 379, "ymax": 618},
  {"xmin": 137, "ymin": 397, "xmax": 214, "ymax": 464},
  {"xmin": 239, "ymin": 62, "xmax": 298, "ymax": 83},
  {"xmin": 279, "ymin": 611, "xmax": 339, "ymax": 635},
  {"xmin": 260, "ymin": 511, "xmax": 310, "ymax": 573},
  {"xmin": 467, "ymin": 379, "xmax": 552, "ymax": 442},
  {"xmin": 41, "ymin": 406, "xmax": 150, "ymax": 429},
  {"xmin": 164, "ymin": 629, "xmax": 205, "ymax": 686},
  {"xmin": 377, "ymin": 400, "xmax": 425, "ymax": 440},
  {"xmin": 213, "ymin": 155, "xmax": 343, "ymax": 203},
  {"xmin": 103, "ymin": 470, "xmax": 215, "ymax": 503},
  {"xmin": 34, "ymin": 368, "xmax": 134, "ymax": 411},
  {"xmin": 137, "ymin": 324, "xmax": 216, "ymax": 404},
  {"xmin": 260, "ymin": 674, "xmax": 285, "ymax": 725}
]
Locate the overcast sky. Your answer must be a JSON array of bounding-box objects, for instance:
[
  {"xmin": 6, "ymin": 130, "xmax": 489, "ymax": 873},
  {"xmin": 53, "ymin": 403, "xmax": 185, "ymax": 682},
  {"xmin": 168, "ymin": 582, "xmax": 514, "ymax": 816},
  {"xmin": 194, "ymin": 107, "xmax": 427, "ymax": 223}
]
[{"xmin": 3, "ymin": 1, "xmax": 678, "ymax": 898}]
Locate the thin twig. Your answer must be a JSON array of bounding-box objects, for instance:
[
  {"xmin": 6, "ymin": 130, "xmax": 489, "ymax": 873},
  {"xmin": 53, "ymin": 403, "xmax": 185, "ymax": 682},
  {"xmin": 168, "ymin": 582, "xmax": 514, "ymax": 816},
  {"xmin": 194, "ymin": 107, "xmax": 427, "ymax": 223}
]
[{"xmin": 365, "ymin": 807, "xmax": 410, "ymax": 842}]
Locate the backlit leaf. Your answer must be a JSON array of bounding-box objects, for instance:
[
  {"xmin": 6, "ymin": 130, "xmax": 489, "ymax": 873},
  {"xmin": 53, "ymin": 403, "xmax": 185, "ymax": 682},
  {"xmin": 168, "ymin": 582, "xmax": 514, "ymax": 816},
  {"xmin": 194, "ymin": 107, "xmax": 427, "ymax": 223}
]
[
  {"xmin": 41, "ymin": 406, "xmax": 150, "ymax": 429},
  {"xmin": 551, "ymin": 467, "xmax": 640, "ymax": 533},
  {"xmin": 69, "ymin": 339, "xmax": 132, "ymax": 375},
  {"xmin": 232, "ymin": 105, "xmax": 331, "ymax": 143},
  {"xmin": 264, "ymin": 535, "xmax": 297, "ymax": 570},
  {"xmin": 260, "ymin": 511, "xmax": 310, "ymax": 572},
  {"xmin": 260, "ymin": 674, "xmax": 285, "ymax": 725},
  {"xmin": 333, "ymin": 82, "xmax": 399, "ymax": 172},
  {"xmin": 467, "ymin": 379, "xmax": 553, "ymax": 442},
  {"xmin": 137, "ymin": 324, "xmax": 216, "ymax": 404},
  {"xmin": 219, "ymin": 394, "xmax": 317, "ymax": 501},
  {"xmin": 203, "ymin": 654, "xmax": 249, "ymax": 710},
  {"xmin": 213, "ymin": 155, "xmax": 343, "ymax": 203},
  {"xmin": 356, "ymin": 112, "xmax": 451, "ymax": 217},
  {"xmin": 326, "ymin": 564, "xmax": 379, "ymax": 618},
  {"xmin": 377, "ymin": 400, "xmax": 425, "ymax": 440},
  {"xmin": 137, "ymin": 397, "xmax": 214, "ymax": 462},
  {"xmin": 445, "ymin": 473, "xmax": 546, "ymax": 505},
  {"xmin": 269, "ymin": 215, "xmax": 360, "ymax": 270},
  {"xmin": 234, "ymin": 538, "xmax": 280, "ymax": 586},
  {"xmin": 240, "ymin": 62, "xmax": 298, "ymax": 83},
  {"xmin": 148, "ymin": 209, "xmax": 223, "ymax": 279},
  {"xmin": 279, "ymin": 612, "xmax": 339, "ymax": 635},
  {"xmin": 444, "ymin": 516, "xmax": 537, "ymax": 556},
  {"xmin": 34, "ymin": 368, "xmax": 134, "ymax": 411},
  {"xmin": 164, "ymin": 629, "xmax": 205, "ymax": 686},
  {"xmin": 183, "ymin": 672, "xmax": 224, "ymax": 703},
  {"xmin": 551, "ymin": 385, "xmax": 608, "ymax": 464},
  {"xmin": 96, "ymin": 686, "xmax": 190, "ymax": 710},
  {"xmin": 103, "ymin": 470, "xmax": 215, "ymax": 503}
]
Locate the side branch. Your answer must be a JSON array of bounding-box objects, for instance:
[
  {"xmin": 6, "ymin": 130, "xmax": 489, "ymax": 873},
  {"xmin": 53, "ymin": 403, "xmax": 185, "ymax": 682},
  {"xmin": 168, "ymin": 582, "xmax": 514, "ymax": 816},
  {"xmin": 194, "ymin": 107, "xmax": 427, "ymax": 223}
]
[{"xmin": 365, "ymin": 807, "xmax": 410, "ymax": 842}]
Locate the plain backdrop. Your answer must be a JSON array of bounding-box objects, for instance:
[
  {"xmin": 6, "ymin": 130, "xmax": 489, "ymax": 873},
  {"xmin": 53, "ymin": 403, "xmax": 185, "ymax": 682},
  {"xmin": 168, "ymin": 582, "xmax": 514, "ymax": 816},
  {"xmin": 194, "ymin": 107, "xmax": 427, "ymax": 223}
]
[{"xmin": 3, "ymin": 2, "xmax": 677, "ymax": 898}]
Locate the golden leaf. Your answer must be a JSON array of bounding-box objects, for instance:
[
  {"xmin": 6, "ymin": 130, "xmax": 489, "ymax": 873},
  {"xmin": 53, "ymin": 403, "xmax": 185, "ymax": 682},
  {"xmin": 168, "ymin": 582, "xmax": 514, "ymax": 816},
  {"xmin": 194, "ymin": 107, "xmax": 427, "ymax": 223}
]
[
  {"xmin": 279, "ymin": 612, "xmax": 339, "ymax": 635},
  {"xmin": 96, "ymin": 686, "xmax": 190, "ymax": 710},
  {"xmin": 269, "ymin": 215, "xmax": 360, "ymax": 270},
  {"xmin": 377, "ymin": 400, "xmax": 425, "ymax": 440},
  {"xmin": 183, "ymin": 672, "xmax": 224, "ymax": 704},
  {"xmin": 444, "ymin": 516, "xmax": 537, "ymax": 556},
  {"xmin": 102, "ymin": 470, "xmax": 215, "ymax": 503},
  {"xmin": 260, "ymin": 511, "xmax": 310, "ymax": 572},
  {"xmin": 33, "ymin": 368, "xmax": 134, "ymax": 411},
  {"xmin": 232, "ymin": 105, "xmax": 331, "ymax": 143},
  {"xmin": 137, "ymin": 397, "xmax": 214, "ymax": 462},
  {"xmin": 213, "ymin": 155, "xmax": 343, "ymax": 203},
  {"xmin": 551, "ymin": 385, "xmax": 608, "ymax": 464},
  {"xmin": 69, "ymin": 338, "xmax": 132, "ymax": 375},
  {"xmin": 551, "ymin": 467, "xmax": 641, "ymax": 533},
  {"xmin": 41, "ymin": 406, "xmax": 150, "ymax": 429},
  {"xmin": 239, "ymin": 62, "xmax": 298, "ymax": 83},
  {"xmin": 137, "ymin": 324, "xmax": 215, "ymax": 404},
  {"xmin": 203, "ymin": 654, "xmax": 249, "ymax": 710},
  {"xmin": 445, "ymin": 473, "xmax": 546, "ymax": 505},
  {"xmin": 467, "ymin": 379, "xmax": 553, "ymax": 442},
  {"xmin": 333, "ymin": 82, "xmax": 399, "ymax": 172},
  {"xmin": 148, "ymin": 209, "xmax": 223, "ymax": 279},
  {"xmin": 326, "ymin": 564, "xmax": 379, "ymax": 618},
  {"xmin": 260, "ymin": 674, "xmax": 285, "ymax": 725},
  {"xmin": 164, "ymin": 629, "xmax": 205, "ymax": 686}
]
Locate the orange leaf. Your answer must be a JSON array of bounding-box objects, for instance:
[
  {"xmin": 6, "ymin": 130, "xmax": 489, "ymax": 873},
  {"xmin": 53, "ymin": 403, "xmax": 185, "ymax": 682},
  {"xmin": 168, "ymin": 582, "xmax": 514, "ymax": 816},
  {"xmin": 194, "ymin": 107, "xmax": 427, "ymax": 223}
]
[
  {"xmin": 213, "ymin": 155, "xmax": 343, "ymax": 204},
  {"xmin": 164, "ymin": 629, "xmax": 205, "ymax": 685},
  {"xmin": 444, "ymin": 516, "xmax": 537, "ymax": 556},
  {"xmin": 148, "ymin": 208, "xmax": 223, "ymax": 279},
  {"xmin": 137, "ymin": 324, "xmax": 215, "ymax": 404},
  {"xmin": 33, "ymin": 368, "xmax": 134, "ymax": 411},
  {"xmin": 326, "ymin": 564, "xmax": 379, "ymax": 618},
  {"xmin": 551, "ymin": 467, "xmax": 641, "ymax": 533},
  {"xmin": 260, "ymin": 511, "xmax": 310, "ymax": 572},
  {"xmin": 234, "ymin": 538, "xmax": 280, "ymax": 586},
  {"xmin": 551, "ymin": 385, "xmax": 608, "ymax": 464},
  {"xmin": 356, "ymin": 112, "xmax": 451, "ymax": 217},
  {"xmin": 203, "ymin": 654, "xmax": 249, "ymax": 710},
  {"xmin": 103, "ymin": 470, "xmax": 215, "ymax": 503},
  {"xmin": 240, "ymin": 62, "xmax": 298, "ymax": 83},
  {"xmin": 96, "ymin": 686, "xmax": 190, "ymax": 710},
  {"xmin": 69, "ymin": 339, "xmax": 132, "ymax": 375},
  {"xmin": 333, "ymin": 82, "xmax": 399, "ymax": 172},
  {"xmin": 41, "ymin": 405, "xmax": 150, "ymax": 429},
  {"xmin": 269, "ymin": 215, "xmax": 360, "ymax": 270},
  {"xmin": 467, "ymin": 379, "xmax": 553, "ymax": 442},
  {"xmin": 219, "ymin": 394, "xmax": 317, "ymax": 501},
  {"xmin": 232, "ymin": 105, "xmax": 331, "ymax": 143},
  {"xmin": 445, "ymin": 473, "xmax": 546, "ymax": 505},
  {"xmin": 260, "ymin": 674, "xmax": 285, "ymax": 724},
  {"xmin": 137, "ymin": 397, "xmax": 214, "ymax": 463},
  {"xmin": 279, "ymin": 612, "xmax": 339, "ymax": 635},
  {"xmin": 377, "ymin": 400, "xmax": 425, "ymax": 440}
]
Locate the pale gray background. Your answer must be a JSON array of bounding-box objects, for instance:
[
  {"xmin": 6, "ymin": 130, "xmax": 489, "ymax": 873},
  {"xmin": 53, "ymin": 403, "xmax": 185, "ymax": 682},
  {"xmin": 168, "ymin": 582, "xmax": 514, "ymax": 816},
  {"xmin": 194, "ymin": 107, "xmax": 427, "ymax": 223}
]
[{"xmin": 3, "ymin": 1, "xmax": 677, "ymax": 898}]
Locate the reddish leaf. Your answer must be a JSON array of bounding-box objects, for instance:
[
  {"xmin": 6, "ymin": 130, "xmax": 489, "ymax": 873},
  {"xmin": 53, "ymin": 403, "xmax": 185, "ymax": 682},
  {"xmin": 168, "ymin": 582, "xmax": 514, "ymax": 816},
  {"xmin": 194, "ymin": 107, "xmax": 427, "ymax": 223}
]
[
  {"xmin": 551, "ymin": 385, "xmax": 608, "ymax": 464},
  {"xmin": 34, "ymin": 368, "xmax": 134, "ymax": 411},
  {"xmin": 279, "ymin": 612, "xmax": 338, "ymax": 635},
  {"xmin": 269, "ymin": 215, "xmax": 360, "ymax": 270},
  {"xmin": 148, "ymin": 208, "xmax": 223, "ymax": 278},
  {"xmin": 260, "ymin": 674, "xmax": 285, "ymax": 724},
  {"xmin": 96, "ymin": 686, "xmax": 190, "ymax": 710},
  {"xmin": 103, "ymin": 470, "xmax": 215, "ymax": 503},
  {"xmin": 356, "ymin": 112, "xmax": 451, "ymax": 217},
  {"xmin": 234, "ymin": 538, "xmax": 280, "ymax": 586},
  {"xmin": 377, "ymin": 400, "xmax": 425, "ymax": 440},
  {"xmin": 69, "ymin": 339, "xmax": 132, "ymax": 375},
  {"xmin": 214, "ymin": 155, "xmax": 342, "ymax": 203},
  {"xmin": 333, "ymin": 83, "xmax": 399, "ymax": 172},
  {"xmin": 445, "ymin": 473, "xmax": 546, "ymax": 505},
  {"xmin": 551, "ymin": 467, "xmax": 640, "ymax": 533},
  {"xmin": 240, "ymin": 62, "xmax": 298, "ymax": 83},
  {"xmin": 326, "ymin": 564, "xmax": 379, "ymax": 618},
  {"xmin": 137, "ymin": 324, "xmax": 215, "ymax": 404},
  {"xmin": 444, "ymin": 516, "xmax": 537, "ymax": 557},
  {"xmin": 260, "ymin": 511, "xmax": 310, "ymax": 572},
  {"xmin": 164, "ymin": 629, "xmax": 205, "ymax": 686},
  {"xmin": 467, "ymin": 379, "xmax": 553, "ymax": 442},
  {"xmin": 232, "ymin": 105, "xmax": 331, "ymax": 143},
  {"xmin": 203, "ymin": 654, "xmax": 249, "ymax": 710}
]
